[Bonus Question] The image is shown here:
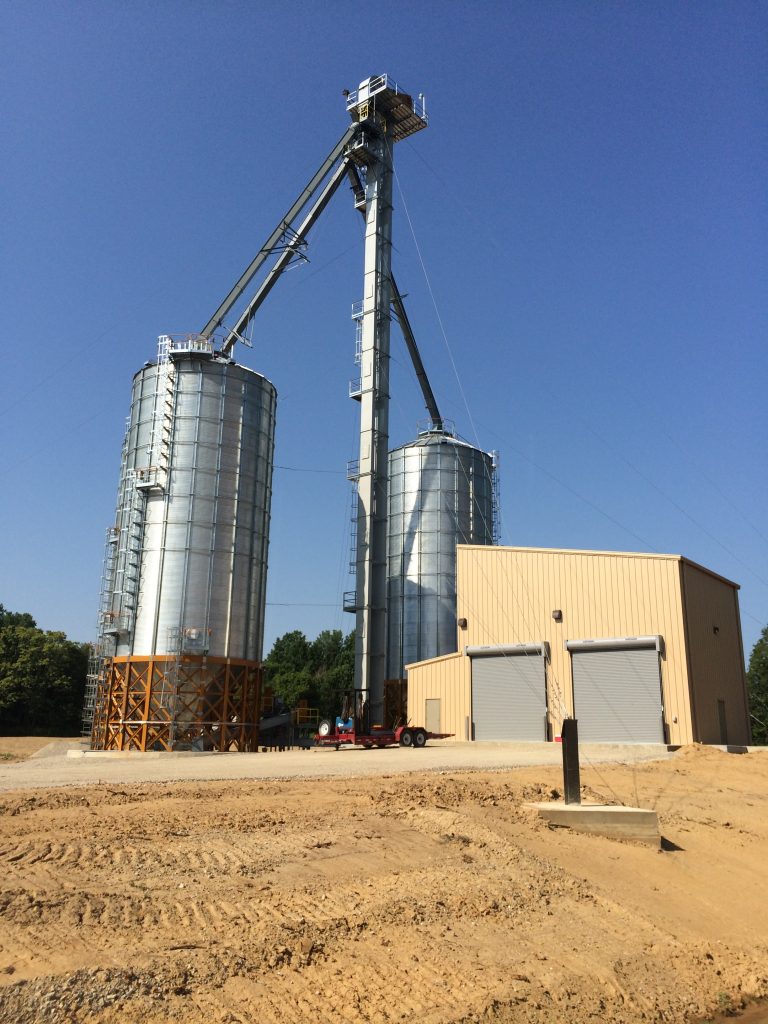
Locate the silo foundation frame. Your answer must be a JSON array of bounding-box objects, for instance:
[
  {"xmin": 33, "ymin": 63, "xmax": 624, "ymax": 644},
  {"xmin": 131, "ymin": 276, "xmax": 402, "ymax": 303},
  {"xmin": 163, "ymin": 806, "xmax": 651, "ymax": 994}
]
[{"xmin": 90, "ymin": 655, "xmax": 261, "ymax": 752}]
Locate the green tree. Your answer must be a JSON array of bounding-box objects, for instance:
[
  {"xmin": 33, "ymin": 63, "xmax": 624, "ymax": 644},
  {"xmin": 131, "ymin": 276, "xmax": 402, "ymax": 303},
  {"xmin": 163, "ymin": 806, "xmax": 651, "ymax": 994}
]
[
  {"xmin": 264, "ymin": 628, "xmax": 355, "ymax": 718},
  {"xmin": 0, "ymin": 604, "xmax": 37, "ymax": 629},
  {"xmin": 747, "ymin": 625, "xmax": 768, "ymax": 745},
  {"xmin": 266, "ymin": 630, "xmax": 311, "ymax": 673},
  {"xmin": 0, "ymin": 620, "xmax": 88, "ymax": 736},
  {"xmin": 309, "ymin": 630, "xmax": 355, "ymax": 717},
  {"xmin": 263, "ymin": 630, "xmax": 313, "ymax": 710}
]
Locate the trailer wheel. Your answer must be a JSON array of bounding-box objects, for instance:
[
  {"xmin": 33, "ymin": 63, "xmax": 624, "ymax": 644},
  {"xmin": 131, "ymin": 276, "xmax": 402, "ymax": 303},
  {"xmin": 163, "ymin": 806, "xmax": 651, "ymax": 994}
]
[
  {"xmin": 318, "ymin": 719, "xmax": 333, "ymax": 738},
  {"xmin": 413, "ymin": 728, "xmax": 428, "ymax": 748},
  {"xmin": 399, "ymin": 728, "xmax": 414, "ymax": 747}
]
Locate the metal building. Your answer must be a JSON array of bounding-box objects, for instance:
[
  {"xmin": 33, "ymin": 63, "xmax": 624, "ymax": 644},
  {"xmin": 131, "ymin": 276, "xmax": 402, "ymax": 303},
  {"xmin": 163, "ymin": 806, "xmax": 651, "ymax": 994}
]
[
  {"xmin": 86, "ymin": 335, "xmax": 276, "ymax": 751},
  {"xmin": 407, "ymin": 545, "xmax": 752, "ymax": 746},
  {"xmin": 385, "ymin": 428, "xmax": 498, "ymax": 681}
]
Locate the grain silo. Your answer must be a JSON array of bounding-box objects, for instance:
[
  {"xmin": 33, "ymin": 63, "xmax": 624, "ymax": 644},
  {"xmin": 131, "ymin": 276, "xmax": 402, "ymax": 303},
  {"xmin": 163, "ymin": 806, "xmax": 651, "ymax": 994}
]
[
  {"xmin": 386, "ymin": 427, "xmax": 498, "ymax": 682},
  {"xmin": 87, "ymin": 335, "xmax": 276, "ymax": 751}
]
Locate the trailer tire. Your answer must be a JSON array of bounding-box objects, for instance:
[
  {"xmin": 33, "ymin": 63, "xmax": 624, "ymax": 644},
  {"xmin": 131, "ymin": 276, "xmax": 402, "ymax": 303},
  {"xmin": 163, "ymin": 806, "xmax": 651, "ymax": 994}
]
[
  {"xmin": 413, "ymin": 728, "xmax": 428, "ymax": 748},
  {"xmin": 399, "ymin": 728, "xmax": 414, "ymax": 747},
  {"xmin": 318, "ymin": 719, "xmax": 333, "ymax": 738}
]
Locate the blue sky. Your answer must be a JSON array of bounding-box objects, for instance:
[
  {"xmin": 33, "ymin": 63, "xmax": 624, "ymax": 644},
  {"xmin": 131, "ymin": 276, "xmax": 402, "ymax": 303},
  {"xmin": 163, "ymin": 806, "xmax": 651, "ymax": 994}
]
[{"xmin": 1, "ymin": 1, "xmax": 765, "ymax": 660}]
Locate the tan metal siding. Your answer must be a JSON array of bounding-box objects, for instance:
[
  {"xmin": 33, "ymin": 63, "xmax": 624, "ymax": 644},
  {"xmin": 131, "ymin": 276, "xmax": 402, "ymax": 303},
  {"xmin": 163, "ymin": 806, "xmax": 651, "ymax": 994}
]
[
  {"xmin": 406, "ymin": 652, "xmax": 470, "ymax": 741},
  {"xmin": 681, "ymin": 561, "xmax": 750, "ymax": 744},
  {"xmin": 456, "ymin": 546, "xmax": 693, "ymax": 743}
]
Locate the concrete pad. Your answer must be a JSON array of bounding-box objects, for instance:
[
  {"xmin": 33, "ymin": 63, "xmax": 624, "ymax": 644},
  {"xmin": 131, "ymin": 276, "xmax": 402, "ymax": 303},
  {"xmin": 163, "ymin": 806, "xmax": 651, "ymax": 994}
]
[
  {"xmin": 29, "ymin": 740, "xmax": 82, "ymax": 759},
  {"xmin": 529, "ymin": 801, "xmax": 660, "ymax": 846},
  {"xmin": 67, "ymin": 749, "xmax": 217, "ymax": 761},
  {"xmin": 0, "ymin": 741, "xmax": 676, "ymax": 793}
]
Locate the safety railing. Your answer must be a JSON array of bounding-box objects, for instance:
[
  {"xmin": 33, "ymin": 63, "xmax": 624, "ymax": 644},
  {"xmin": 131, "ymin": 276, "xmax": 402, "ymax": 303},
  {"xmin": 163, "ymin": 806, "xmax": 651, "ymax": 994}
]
[
  {"xmin": 293, "ymin": 706, "xmax": 319, "ymax": 726},
  {"xmin": 167, "ymin": 335, "xmax": 214, "ymax": 357},
  {"xmin": 345, "ymin": 75, "xmax": 427, "ymax": 123}
]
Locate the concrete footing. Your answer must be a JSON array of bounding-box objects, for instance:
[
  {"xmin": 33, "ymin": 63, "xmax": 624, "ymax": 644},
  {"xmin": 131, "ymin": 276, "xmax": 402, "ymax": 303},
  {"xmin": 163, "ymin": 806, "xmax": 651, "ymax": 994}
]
[{"xmin": 529, "ymin": 802, "xmax": 660, "ymax": 846}]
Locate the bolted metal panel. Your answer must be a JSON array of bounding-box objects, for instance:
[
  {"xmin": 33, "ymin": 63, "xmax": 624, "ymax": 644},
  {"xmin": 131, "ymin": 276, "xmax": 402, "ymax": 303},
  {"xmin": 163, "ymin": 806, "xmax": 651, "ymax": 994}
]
[
  {"xmin": 386, "ymin": 430, "xmax": 496, "ymax": 680},
  {"xmin": 110, "ymin": 353, "xmax": 276, "ymax": 662}
]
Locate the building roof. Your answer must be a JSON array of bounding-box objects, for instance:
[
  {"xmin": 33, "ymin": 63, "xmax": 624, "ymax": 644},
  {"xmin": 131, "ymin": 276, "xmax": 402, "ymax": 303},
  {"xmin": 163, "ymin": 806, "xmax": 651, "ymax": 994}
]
[{"xmin": 457, "ymin": 545, "xmax": 740, "ymax": 589}]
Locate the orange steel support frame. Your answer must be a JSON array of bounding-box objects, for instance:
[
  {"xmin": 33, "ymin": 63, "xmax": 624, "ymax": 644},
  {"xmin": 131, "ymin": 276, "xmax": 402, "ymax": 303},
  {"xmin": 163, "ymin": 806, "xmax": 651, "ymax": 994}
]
[{"xmin": 90, "ymin": 656, "xmax": 261, "ymax": 752}]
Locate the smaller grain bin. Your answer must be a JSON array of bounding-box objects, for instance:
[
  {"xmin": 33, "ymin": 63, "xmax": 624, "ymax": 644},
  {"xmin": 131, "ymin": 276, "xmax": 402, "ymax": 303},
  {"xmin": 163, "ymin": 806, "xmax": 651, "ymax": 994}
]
[{"xmin": 386, "ymin": 428, "xmax": 497, "ymax": 680}]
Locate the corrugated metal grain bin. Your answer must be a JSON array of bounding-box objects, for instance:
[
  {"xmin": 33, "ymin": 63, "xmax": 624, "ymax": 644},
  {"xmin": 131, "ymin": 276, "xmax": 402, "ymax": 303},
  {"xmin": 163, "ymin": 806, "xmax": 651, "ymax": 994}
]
[
  {"xmin": 88, "ymin": 338, "xmax": 276, "ymax": 752},
  {"xmin": 386, "ymin": 429, "xmax": 496, "ymax": 681},
  {"xmin": 118, "ymin": 352, "xmax": 275, "ymax": 661}
]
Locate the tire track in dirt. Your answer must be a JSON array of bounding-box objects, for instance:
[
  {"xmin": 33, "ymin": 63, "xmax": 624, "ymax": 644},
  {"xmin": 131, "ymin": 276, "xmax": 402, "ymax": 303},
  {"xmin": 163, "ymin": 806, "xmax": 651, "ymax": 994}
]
[
  {"xmin": 0, "ymin": 882, "xmax": 370, "ymax": 971},
  {"xmin": 0, "ymin": 836, "xmax": 257, "ymax": 884},
  {"xmin": 234, "ymin": 935, "xmax": 484, "ymax": 1024},
  {"xmin": 1, "ymin": 751, "xmax": 767, "ymax": 1023}
]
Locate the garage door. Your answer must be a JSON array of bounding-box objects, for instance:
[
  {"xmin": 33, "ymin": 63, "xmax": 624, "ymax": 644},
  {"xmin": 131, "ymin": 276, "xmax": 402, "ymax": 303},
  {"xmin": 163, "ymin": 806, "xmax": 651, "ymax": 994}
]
[
  {"xmin": 469, "ymin": 644, "xmax": 547, "ymax": 741},
  {"xmin": 569, "ymin": 638, "xmax": 664, "ymax": 743}
]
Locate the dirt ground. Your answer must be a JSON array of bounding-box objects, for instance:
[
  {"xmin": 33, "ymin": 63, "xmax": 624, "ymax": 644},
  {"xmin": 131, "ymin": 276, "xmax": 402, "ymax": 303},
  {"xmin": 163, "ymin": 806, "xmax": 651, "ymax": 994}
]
[
  {"xmin": 0, "ymin": 745, "xmax": 766, "ymax": 1024},
  {"xmin": 0, "ymin": 737, "xmax": 77, "ymax": 762}
]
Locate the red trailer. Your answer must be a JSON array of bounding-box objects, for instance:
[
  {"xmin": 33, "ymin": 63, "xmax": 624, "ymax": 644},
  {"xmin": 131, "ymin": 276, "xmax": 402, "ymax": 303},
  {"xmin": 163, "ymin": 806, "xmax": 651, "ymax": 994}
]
[
  {"xmin": 314, "ymin": 720, "xmax": 451, "ymax": 750},
  {"xmin": 313, "ymin": 687, "xmax": 452, "ymax": 750}
]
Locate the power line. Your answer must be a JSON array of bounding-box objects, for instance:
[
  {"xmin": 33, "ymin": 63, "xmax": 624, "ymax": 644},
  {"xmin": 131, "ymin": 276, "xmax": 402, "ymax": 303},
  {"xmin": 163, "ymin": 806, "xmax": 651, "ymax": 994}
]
[
  {"xmin": 573, "ymin": 414, "xmax": 768, "ymax": 590},
  {"xmin": 273, "ymin": 464, "xmax": 345, "ymax": 475},
  {"xmin": 392, "ymin": 158, "xmax": 480, "ymax": 449},
  {"xmin": 266, "ymin": 602, "xmax": 339, "ymax": 607},
  {"xmin": 388, "ymin": 167, "xmax": 659, "ymax": 802},
  {"xmin": 407, "ymin": 132, "xmax": 767, "ymax": 580}
]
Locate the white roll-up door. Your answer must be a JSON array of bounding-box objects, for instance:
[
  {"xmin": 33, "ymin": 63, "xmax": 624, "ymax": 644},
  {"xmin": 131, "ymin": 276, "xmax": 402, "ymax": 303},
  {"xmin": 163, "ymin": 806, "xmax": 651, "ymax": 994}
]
[
  {"xmin": 570, "ymin": 643, "xmax": 664, "ymax": 743},
  {"xmin": 470, "ymin": 646, "xmax": 547, "ymax": 741}
]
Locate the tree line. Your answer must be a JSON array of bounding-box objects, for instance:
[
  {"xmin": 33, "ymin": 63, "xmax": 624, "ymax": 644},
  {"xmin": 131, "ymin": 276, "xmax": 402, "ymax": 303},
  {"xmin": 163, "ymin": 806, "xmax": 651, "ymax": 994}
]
[
  {"xmin": 0, "ymin": 606, "xmax": 355, "ymax": 737},
  {"xmin": 0, "ymin": 605, "xmax": 89, "ymax": 736}
]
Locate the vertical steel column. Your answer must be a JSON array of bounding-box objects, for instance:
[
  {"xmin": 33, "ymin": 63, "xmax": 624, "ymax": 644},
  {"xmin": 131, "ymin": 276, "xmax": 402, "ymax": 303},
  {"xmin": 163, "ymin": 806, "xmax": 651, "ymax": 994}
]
[{"xmin": 354, "ymin": 125, "xmax": 394, "ymax": 721}]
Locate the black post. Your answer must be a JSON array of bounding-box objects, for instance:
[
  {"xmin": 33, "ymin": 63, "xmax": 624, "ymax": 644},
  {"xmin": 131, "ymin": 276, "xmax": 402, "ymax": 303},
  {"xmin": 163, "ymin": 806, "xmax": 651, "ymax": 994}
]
[{"xmin": 561, "ymin": 718, "xmax": 581, "ymax": 805}]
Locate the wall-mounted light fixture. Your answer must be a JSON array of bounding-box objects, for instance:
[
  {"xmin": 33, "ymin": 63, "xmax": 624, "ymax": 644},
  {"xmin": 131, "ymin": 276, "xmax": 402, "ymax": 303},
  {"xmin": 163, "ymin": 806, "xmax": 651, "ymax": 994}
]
[
  {"xmin": 713, "ymin": 625, "xmax": 720, "ymax": 635},
  {"xmin": 552, "ymin": 610, "xmax": 563, "ymax": 622},
  {"xmin": 457, "ymin": 617, "xmax": 467, "ymax": 629}
]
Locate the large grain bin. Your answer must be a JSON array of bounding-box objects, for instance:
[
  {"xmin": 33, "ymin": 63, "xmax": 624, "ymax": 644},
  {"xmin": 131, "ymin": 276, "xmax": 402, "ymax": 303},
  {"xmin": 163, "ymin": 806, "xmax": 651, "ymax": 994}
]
[{"xmin": 88, "ymin": 336, "xmax": 276, "ymax": 751}]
